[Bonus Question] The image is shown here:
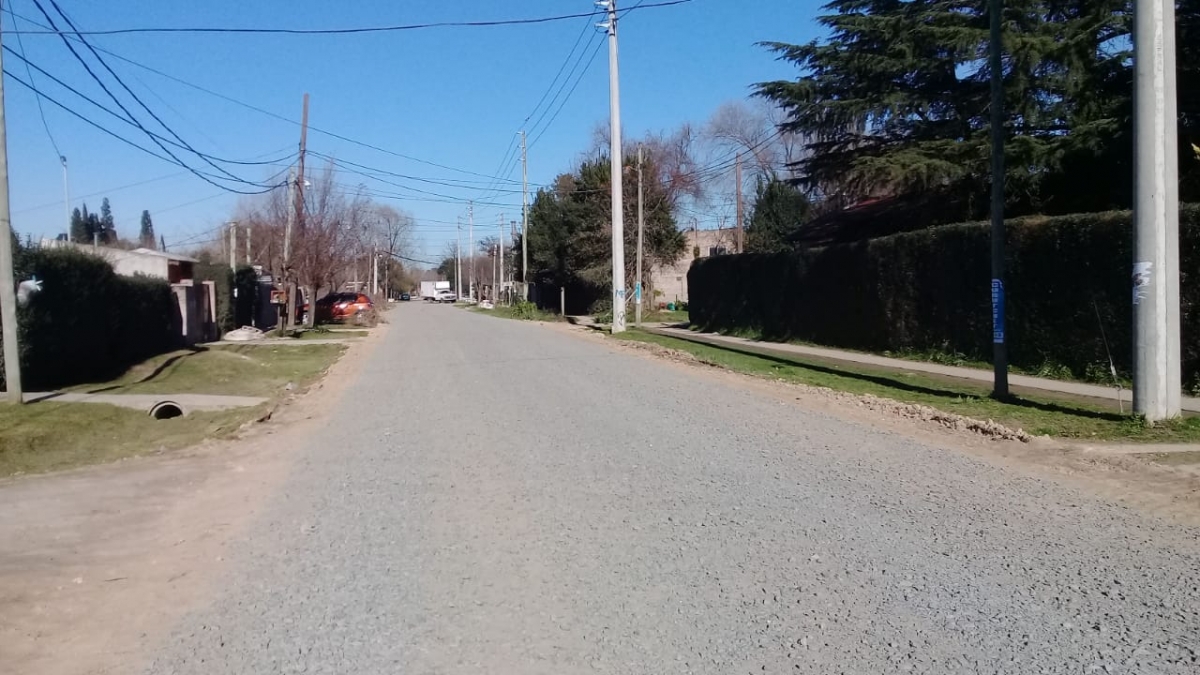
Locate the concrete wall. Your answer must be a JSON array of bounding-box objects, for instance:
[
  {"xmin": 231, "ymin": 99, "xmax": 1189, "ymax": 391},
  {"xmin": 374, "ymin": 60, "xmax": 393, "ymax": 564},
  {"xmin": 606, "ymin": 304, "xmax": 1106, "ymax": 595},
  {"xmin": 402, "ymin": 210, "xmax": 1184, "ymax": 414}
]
[{"xmin": 649, "ymin": 229, "xmax": 737, "ymax": 305}]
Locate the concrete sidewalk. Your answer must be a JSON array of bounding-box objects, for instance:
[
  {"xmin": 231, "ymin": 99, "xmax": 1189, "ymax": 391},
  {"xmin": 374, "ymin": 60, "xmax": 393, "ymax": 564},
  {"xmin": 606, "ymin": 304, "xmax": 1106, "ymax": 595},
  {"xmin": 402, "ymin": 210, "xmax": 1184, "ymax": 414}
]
[
  {"xmin": 649, "ymin": 327, "xmax": 1200, "ymax": 413},
  {"xmin": 24, "ymin": 392, "xmax": 269, "ymax": 413}
]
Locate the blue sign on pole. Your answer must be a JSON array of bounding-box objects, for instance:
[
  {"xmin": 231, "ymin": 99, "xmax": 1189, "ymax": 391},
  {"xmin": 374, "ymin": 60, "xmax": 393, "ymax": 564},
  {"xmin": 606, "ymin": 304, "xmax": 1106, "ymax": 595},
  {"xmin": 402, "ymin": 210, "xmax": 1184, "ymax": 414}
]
[
  {"xmin": 991, "ymin": 279, "xmax": 1005, "ymax": 344},
  {"xmin": 635, "ymin": 283, "xmax": 642, "ymax": 302}
]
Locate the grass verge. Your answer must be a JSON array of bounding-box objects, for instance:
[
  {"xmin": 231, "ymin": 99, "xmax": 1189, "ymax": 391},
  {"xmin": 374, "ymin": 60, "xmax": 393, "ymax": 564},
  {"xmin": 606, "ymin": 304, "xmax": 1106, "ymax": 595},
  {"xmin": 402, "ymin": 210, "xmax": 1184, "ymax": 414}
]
[
  {"xmin": 2, "ymin": 343, "xmax": 346, "ymax": 477},
  {"xmin": 615, "ymin": 330, "xmax": 1200, "ymax": 443},
  {"xmin": 472, "ymin": 303, "xmax": 564, "ymax": 322}
]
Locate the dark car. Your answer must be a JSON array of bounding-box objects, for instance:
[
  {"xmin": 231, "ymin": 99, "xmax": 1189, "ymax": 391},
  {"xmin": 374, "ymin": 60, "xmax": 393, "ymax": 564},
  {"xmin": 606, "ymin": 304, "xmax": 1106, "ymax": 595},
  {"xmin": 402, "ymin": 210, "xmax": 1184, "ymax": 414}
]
[{"xmin": 399, "ymin": 292, "xmax": 411, "ymax": 301}]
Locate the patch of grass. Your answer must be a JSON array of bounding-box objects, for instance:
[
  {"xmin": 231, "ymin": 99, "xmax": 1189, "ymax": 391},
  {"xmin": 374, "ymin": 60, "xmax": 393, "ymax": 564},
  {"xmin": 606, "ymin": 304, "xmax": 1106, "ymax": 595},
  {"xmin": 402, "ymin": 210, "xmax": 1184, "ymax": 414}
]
[
  {"xmin": 2, "ymin": 342, "xmax": 346, "ymax": 477},
  {"xmin": 642, "ymin": 309, "xmax": 690, "ymax": 324},
  {"xmin": 0, "ymin": 402, "xmax": 257, "ymax": 477},
  {"xmin": 474, "ymin": 301, "xmax": 563, "ymax": 322},
  {"xmin": 68, "ymin": 344, "xmax": 345, "ymax": 398},
  {"xmin": 615, "ymin": 330, "xmax": 1200, "ymax": 443},
  {"xmin": 291, "ymin": 329, "xmax": 367, "ymax": 340}
]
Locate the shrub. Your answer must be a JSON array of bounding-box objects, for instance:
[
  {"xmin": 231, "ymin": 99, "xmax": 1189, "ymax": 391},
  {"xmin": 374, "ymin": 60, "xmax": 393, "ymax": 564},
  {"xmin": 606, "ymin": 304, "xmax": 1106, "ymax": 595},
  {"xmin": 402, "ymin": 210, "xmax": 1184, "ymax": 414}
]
[
  {"xmin": 194, "ymin": 262, "xmax": 235, "ymax": 333},
  {"xmin": 688, "ymin": 205, "xmax": 1200, "ymax": 383},
  {"xmin": 3, "ymin": 247, "xmax": 178, "ymax": 389}
]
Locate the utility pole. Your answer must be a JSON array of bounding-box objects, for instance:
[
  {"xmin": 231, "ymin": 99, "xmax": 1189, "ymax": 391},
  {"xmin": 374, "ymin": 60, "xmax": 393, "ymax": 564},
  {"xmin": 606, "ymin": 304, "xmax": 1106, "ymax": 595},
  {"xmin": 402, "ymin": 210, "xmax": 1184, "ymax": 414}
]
[
  {"xmin": 1133, "ymin": 0, "xmax": 1181, "ymax": 421},
  {"xmin": 601, "ymin": 0, "xmax": 627, "ymax": 333},
  {"xmin": 61, "ymin": 155, "xmax": 68, "ymax": 235},
  {"xmin": 0, "ymin": 27, "xmax": 23, "ymax": 403},
  {"xmin": 468, "ymin": 201, "xmax": 474, "ymax": 301},
  {"xmin": 988, "ymin": 0, "xmax": 1009, "ymax": 399},
  {"xmin": 228, "ymin": 222, "xmax": 237, "ymax": 271},
  {"xmin": 160, "ymin": 234, "xmax": 167, "ymax": 252},
  {"xmin": 498, "ymin": 214, "xmax": 505, "ymax": 305},
  {"xmin": 491, "ymin": 240, "xmax": 497, "ymax": 302},
  {"xmin": 288, "ymin": 94, "xmax": 309, "ymax": 328},
  {"xmin": 282, "ymin": 167, "xmax": 296, "ymax": 331},
  {"xmin": 245, "ymin": 223, "xmax": 252, "ymax": 265},
  {"xmin": 636, "ymin": 145, "xmax": 645, "ymax": 326},
  {"xmin": 521, "ymin": 130, "xmax": 529, "ymax": 295},
  {"xmin": 456, "ymin": 217, "xmax": 463, "ymax": 296},
  {"xmin": 372, "ymin": 244, "xmax": 379, "ymax": 296},
  {"xmin": 735, "ymin": 153, "xmax": 744, "ymax": 253}
]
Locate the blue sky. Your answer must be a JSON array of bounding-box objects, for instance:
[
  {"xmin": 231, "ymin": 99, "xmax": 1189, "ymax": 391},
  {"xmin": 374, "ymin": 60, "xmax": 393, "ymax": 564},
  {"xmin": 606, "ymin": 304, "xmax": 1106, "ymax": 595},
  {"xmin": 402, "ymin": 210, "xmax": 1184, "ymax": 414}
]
[{"xmin": 3, "ymin": 0, "xmax": 825, "ymax": 263}]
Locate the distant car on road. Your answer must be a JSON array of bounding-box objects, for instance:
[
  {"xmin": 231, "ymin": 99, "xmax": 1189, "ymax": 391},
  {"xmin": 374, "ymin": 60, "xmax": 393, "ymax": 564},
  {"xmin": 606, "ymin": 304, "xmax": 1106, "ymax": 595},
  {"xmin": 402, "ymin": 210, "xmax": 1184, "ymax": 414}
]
[
  {"xmin": 434, "ymin": 289, "xmax": 457, "ymax": 304},
  {"xmin": 400, "ymin": 292, "xmax": 411, "ymax": 301}
]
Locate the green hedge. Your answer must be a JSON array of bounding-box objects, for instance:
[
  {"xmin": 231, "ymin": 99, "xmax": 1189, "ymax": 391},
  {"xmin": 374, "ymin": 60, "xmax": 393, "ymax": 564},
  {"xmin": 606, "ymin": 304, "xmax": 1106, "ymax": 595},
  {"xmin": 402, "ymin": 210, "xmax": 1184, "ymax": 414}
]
[
  {"xmin": 194, "ymin": 262, "xmax": 235, "ymax": 334},
  {"xmin": 2, "ymin": 247, "xmax": 178, "ymax": 389},
  {"xmin": 688, "ymin": 206, "xmax": 1200, "ymax": 386}
]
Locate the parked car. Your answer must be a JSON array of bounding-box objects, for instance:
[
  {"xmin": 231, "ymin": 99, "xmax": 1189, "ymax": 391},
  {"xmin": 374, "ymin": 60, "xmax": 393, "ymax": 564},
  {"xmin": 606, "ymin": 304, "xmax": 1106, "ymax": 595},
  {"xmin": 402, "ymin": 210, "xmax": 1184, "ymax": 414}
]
[
  {"xmin": 315, "ymin": 292, "xmax": 376, "ymax": 324},
  {"xmin": 435, "ymin": 289, "xmax": 457, "ymax": 304},
  {"xmin": 399, "ymin": 292, "xmax": 411, "ymax": 301}
]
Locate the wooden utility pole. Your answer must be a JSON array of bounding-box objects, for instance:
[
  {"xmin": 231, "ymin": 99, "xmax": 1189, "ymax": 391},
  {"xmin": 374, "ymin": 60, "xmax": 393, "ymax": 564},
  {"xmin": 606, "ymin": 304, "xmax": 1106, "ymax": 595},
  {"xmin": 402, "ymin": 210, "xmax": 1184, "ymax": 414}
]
[
  {"xmin": 735, "ymin": 153, "xmax": 744, "ymax": 253},
  {"xmin": 0, "ymin": 27, "xmax": 23, "ymax": 403}
]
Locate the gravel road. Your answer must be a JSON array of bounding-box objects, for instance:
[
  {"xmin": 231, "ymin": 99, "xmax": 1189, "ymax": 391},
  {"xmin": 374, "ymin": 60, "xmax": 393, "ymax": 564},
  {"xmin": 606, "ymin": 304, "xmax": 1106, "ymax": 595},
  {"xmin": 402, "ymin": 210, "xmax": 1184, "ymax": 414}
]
[{"xmin": 148, "ymin": 304, "xmax": 1200, "ymax": 674}]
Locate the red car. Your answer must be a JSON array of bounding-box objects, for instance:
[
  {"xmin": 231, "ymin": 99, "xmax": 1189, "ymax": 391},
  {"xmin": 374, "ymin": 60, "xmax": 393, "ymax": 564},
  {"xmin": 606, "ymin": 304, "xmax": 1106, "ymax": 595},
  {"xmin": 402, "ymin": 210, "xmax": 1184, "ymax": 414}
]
[{"xmin": 315, "ymin": 292, "xmax": 375, "ymax": 324}]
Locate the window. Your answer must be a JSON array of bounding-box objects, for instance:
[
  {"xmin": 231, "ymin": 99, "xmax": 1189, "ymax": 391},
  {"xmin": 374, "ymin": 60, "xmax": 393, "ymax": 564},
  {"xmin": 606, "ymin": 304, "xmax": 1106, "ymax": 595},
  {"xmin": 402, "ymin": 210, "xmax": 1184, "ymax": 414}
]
[{"xmin": 709, "ymin": 246, "xmax": 728, "ymax": 257}]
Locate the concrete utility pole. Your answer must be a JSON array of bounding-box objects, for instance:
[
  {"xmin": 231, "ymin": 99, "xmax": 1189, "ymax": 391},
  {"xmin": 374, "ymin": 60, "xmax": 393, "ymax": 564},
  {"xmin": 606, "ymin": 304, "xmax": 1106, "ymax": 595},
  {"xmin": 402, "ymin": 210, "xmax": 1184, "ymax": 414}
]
[
  {"xmin": 228, "ymin": 222, "xmax": 237, "ymax": 271},
  {"xmin": 498, "ymin": 214, "xmax": 505, "ymax": 304},
  {"xmin": 1132, "ymin": 0, "xmax": 1182, "ymax": 421},
  {"xmin": 521, "ymin": 130, "xmax": 529, "ymax": 295},
  {"xmin": 61, "ymin": 155, "xmax": 68, "ymax": 235},
  {"xmin": 601, "ymin": 0, "xmax": 627, "ymax": 333},
  {"xmin": 372, "ymin": 244, "xmax": 379, "ymax": 296},
  {"xmin": 245, "ymin": 223, "xmax": 252, "ymax": 265},
  {"xmin": 0, "ymin": 26, "xmax": 24, "ymax": 403},
  {"xmin": 636, "ymin": 145, "xmax": 645, "ymax": 326},
  {"xmin": 735, "ymin": 153, "xmax": 744, "ymax": 253},
  {"xmin": 988, "ymin": 0, "xmax": 1009, "ymax": 398},
  {"xmin": 456, "ymin": 217, "xmax": 462, "ymax": 296},
  {"xmin": 468, "ymin": 201, "xmax": 475, "ymax": 301}
]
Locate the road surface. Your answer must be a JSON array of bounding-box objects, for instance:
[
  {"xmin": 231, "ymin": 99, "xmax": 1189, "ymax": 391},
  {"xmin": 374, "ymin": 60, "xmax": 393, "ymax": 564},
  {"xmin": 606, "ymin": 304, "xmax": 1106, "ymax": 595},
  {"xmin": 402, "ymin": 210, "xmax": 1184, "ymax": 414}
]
[{"xmin": 148, "ymin": 304, "xmax": 1200, "ymax": 674}]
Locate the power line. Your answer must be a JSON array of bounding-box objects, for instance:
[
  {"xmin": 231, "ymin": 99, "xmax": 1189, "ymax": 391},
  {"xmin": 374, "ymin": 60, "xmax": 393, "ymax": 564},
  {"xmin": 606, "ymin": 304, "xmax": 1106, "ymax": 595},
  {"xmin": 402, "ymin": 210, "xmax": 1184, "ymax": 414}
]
[
  {"xmin": 2, "ymin": 46, "xmax": 294, "ymax": 168},
  {"xmin": 3, "ymin": 69, "xmax": 282, "ymax": 194},
  {"xmin": 39, "ymin": 0, "xmax": 258, "ymax": 184},
  {"xmin": 8, "ymin": 2, "xmax": 693, "ymax": 36},
  {"xmin": 528, "ymin": 36, "xmax": 607, "ymax": 149},
  {"xmin": 1, "ymin": 7, "xmax": 553, "ymax": 185},
  {"xmin": 9, "ymin": 9, "xmax": 61, "ymax": 159}
]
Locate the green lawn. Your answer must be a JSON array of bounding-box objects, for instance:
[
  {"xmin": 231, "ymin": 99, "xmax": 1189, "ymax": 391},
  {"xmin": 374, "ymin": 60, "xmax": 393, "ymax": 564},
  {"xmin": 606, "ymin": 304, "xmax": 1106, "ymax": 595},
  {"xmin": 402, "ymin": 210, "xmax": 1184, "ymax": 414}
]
[
  {"xmin": 291, "ymin": 329, "xmax": 368, "ymax": 340},
  {"xmin": 2, "ymin": 343, "xmax": 346, "ymax": 477},
  {"xmin": 615, "ymin": 330, "xmax": 1200, "ymax": 443},
  {"xmin": 68, "ymin": 344, "xmax": 345, "ymax": 398}
]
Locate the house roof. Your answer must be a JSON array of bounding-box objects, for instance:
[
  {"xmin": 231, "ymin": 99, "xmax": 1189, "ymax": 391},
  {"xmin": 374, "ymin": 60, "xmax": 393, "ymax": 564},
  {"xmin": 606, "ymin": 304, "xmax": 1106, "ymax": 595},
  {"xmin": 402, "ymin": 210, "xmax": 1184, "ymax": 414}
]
[
  {"xmin": 791, "ymin": 189, "xmax": 975, "ymax": 248},
  {"xmin": 128, "ymin": 248, "xmax": 198, "ymax": 263}
]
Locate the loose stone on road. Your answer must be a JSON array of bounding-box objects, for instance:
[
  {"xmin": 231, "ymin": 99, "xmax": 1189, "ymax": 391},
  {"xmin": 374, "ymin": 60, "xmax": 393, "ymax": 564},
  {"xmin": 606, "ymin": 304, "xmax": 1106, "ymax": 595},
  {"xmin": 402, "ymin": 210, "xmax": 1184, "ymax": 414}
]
[{"xmin": 148, "ymin": 303, "xmax": 1200, "ymax": 673}]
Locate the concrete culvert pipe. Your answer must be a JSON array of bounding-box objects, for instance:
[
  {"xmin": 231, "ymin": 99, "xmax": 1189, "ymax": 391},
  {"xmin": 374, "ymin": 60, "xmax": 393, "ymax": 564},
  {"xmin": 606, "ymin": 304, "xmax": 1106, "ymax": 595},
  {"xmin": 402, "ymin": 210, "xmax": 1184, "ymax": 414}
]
[{"xmin": 149, "ymin": 401, "xmax": 185, "ymax": 420}]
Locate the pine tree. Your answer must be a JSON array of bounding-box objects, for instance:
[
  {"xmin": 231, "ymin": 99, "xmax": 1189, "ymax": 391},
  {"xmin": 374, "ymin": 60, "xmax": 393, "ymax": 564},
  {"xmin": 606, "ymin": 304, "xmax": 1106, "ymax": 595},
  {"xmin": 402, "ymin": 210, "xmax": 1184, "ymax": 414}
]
[
  {"xmin": 99, "ymin": 198, "xmax": 116, "ymax": 245},
  {"xmin": 139, "ymin": 210, "xmax": 156, "ymax": 249},
  {"xmin": 69, "ymin": 207, "xmax": 86, "ymax": 243},
  {"xmin": 745, "ymin": 177, "xmax": 811, "ymax": 253},
  {"xmin": 755, "ymin": 0, "xmax": 1133, "ymax": 220}
]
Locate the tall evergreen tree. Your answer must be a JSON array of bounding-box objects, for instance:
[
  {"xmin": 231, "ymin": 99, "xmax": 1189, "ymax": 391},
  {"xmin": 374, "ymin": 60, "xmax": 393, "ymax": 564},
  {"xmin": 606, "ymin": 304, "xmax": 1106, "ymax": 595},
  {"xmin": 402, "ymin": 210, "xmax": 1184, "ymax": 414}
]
[
  {"xmin": 745, "ymin": 177, "xmax": 812, "ymax": 253},
  {"xmin": 69, "ymin": 207, "xmax": 86, "ymax": 243},
  {"xmin": 139, "ymin": 210, "xmax": 156, "ymax": 249},
  {"xmin": 755, "ymin": 0, "xmax": 1154, "ymax": 220},
  {"xmin": 99, "ymin": 197, "xmax": 116, "ymax": 245}
]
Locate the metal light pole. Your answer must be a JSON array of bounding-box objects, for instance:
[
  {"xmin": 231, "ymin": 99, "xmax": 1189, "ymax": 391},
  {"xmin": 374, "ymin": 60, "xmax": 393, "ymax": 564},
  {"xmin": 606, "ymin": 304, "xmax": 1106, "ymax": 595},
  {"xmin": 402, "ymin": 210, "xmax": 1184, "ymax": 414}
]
[
  {"xmin": 601, "ymin": 0, "xmax": 627, "ymax": 332},
  {"xmin": 988, "ymin": 0, "xmax": 1009, "ymax": 399},
  {"xmin": 1132, "ymin": 0, "xmax": 1181, "ymax": 421}
]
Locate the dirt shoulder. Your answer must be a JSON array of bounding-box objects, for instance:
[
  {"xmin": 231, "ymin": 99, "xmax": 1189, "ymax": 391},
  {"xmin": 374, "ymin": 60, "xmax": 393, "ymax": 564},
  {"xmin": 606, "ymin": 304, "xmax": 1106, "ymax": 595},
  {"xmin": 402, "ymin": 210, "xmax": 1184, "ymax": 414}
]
[
  {"xmin": 0, "ymin": 324, "xmax": 384, "ymax": 675},
  {"xmin": 550, "ymin": 322, "xmax": 1200, "ymax": 527}
]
